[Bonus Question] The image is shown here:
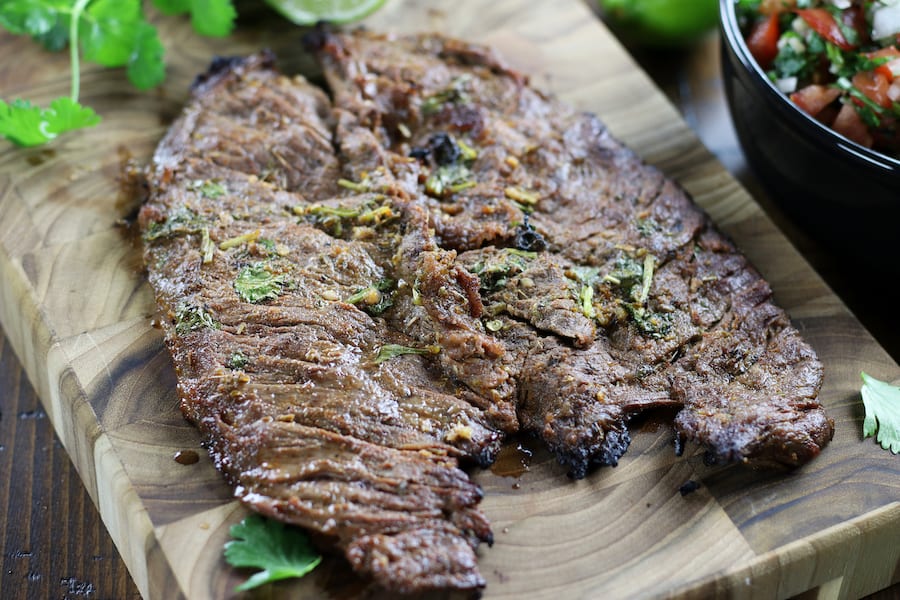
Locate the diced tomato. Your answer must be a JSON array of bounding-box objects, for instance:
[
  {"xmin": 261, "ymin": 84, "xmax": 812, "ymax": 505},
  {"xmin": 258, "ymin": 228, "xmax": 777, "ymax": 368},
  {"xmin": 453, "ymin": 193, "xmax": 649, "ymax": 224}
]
[
  {"xmin": 866, "ymin": 47, "xmax": 900, "ymax": 61},
  {"xmin": 747, "ymin": 13, "xmax": 781, "ymax": 69},
  {"xmin": 852, "ymin": 71, "xmax": 892, "ymax": 109},
  {"xmin": 832, "ymin": 103, "xmax": 874, "ymax": 148},
  {"xmin": 867, "ymin": 47, "xmax": 900, "ymax": 81},
  {"xmin": 794, "ymin": 8, "xmax": 854, "ymax": 50},
  {"xmin": 790, "ymin": 85, "xmax": 841, "ymax": 117},
  {"xmin": 875, "ymin": 62, "xmax": 900, "ymax": 81}
]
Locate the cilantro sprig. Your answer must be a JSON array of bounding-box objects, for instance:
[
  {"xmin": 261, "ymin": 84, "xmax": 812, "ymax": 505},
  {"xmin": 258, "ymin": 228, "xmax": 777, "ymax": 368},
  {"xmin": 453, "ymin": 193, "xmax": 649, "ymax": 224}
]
[
  {"xmin": 0, "ymin": 0, "xmax": 236, "ymax": 147},
  {"xmin": 224, "ymin": 514, "xmax": 322, "ymax": 592},
  {"xmin": 860, "ymin": 372, "xmax": 900, "ymax": 454}
]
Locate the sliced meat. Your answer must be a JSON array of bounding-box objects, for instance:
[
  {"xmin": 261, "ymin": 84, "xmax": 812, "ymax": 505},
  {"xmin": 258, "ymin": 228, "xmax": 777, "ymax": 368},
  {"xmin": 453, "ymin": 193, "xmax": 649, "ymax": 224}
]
[
  {"xmin": 313, "ymin": 29, "xmax": 832, "ymax": 474},
  {"xmin": 140, "ymin": 31, "xmax": 834, "ymax": 595}
]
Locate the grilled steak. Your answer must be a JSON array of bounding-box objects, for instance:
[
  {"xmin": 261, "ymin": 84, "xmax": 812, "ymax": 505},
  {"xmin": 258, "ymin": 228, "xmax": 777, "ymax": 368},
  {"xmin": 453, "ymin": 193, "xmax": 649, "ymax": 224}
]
[{"xmin": 139, "ymin": 32, "xmax": 833, "ymax": 594}]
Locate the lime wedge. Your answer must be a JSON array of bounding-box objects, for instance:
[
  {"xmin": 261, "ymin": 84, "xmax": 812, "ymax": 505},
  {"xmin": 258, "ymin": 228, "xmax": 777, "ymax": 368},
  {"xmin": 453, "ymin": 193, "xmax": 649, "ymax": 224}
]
[{"xmin": 265, "ymin": 0, "xmax": 387, "ymax": 25}]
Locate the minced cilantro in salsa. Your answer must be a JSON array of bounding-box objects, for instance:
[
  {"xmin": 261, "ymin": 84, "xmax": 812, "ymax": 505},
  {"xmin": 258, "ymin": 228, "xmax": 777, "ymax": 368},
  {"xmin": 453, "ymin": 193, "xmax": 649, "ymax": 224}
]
[{"xmin": 737, "ymin": 0, "xmax": 900, "ymax": 157}]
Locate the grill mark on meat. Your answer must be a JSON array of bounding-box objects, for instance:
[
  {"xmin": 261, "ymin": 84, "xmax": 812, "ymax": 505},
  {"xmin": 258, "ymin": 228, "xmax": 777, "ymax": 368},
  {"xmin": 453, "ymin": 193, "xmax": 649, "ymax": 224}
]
[{"xmin": 140, "ymin": 35, "xmax": 834, "ymax": 593}]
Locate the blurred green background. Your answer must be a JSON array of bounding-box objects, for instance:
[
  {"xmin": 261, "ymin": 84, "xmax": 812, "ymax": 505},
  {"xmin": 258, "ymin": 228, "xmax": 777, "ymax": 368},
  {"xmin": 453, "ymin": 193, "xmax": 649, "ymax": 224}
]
[{"xmin": 597, "ymin": 0, "xmax": 719, "ymax": 48}]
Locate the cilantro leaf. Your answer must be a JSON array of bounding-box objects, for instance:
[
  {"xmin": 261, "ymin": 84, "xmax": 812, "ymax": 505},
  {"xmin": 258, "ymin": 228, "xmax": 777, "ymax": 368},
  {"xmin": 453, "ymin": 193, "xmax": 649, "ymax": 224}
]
[
  {"xmin": 0, "ymin": 1, "xmax": 58, "ymax": 36},
  {"xmin": 190, "ymin": 0, "xmax": 237, "ymax": 37},
  {"xmin": 224, "ymin": 514, "xmax": 321, "ymax": 592},
  {"xmin": 151, "ymin": 0, "xmax": 237, "ymax": 37},
  {"xmin": 127, "ymin": 22, "xmax": 166, "ymax": 90},
  {"xmin": 0, "ymin": 98, "xmax": 100, "ymax": 147},
  {"xmin": 151, "ymin": 0, "xmax": 192, "ymax": 15},
  {"xmin": 0, "ymin": 0, "xmax": 70, "ymax": 50},
  {"xmin": 79, "ymin": 0, "xmax": 142, "ymax": 67},
  {"xmin": 234, "ymin": 263, "xmax": 291, "ymax": 303},
  {"xmin": 35, "ymin": 20, "xmax": 70, "ymax": 51},
  {"xmin": 44, "ymin": 96, "xmax": 102, "ymax": 134},
  {"xmin": 860, "ymin": 372, "xmax": 900, "ymax": 454},
  {"xmin": 0, "ymin": 100, "xmax": 53, "ymax": 146},
  {"xmin": 1, "ymin": 0, "xmax": 236, "ymax": 148}
]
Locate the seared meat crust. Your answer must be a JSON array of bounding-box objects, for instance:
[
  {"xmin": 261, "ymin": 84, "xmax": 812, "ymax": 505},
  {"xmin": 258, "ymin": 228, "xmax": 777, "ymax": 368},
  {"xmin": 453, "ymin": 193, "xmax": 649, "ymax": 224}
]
[{"xmin": 139, "ymin": 33, "xmax": 833, "ymax": 594}]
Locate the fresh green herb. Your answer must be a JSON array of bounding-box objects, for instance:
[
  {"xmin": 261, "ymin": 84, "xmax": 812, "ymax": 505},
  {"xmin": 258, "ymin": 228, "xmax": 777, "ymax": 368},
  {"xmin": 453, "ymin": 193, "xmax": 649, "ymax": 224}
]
[
  {"xmin": 602, "ymin": 251, "xmax": 669, "ymax": 336},
  {"xmin": 337, "ymin": 178, "xmax": 369, "ymax": 193},
  {"xmin": 825, "ymin": 42, "xmax": 845, "ymax": 76},
  {"xmin": 358, "ymin": 205, "xmax": 395, "ymax": 225},
  {"xmin": 770, "ymin": 32, "xmax": 813, "ymax": 80},
  {"xmin": 294, "ymin": 203, "xmax": 367, "ymax": 237},
  {"xmin": 345, "ymin": 278, "xmax": 394, "ymax": 316},
  {"xmin": 257, "ymin": 237, "xmax": 277, "ymax": 253},
  {"xmin": 735, "ymin": 0, "xmax": 762, "ymax": 27},
  {"xmin": 373, "ymin": 344, "xmax": 440, "ymax": 364},
  {"xmin": 604, "ymin": 255, "xmax": 644, "ymax": 289},
  {"xmin": 628, "ymin": 307, "xmax": 672, "ymax": 339},
  {"xmin": 836, "ymin": 77, "xmax": 888, "ymax": 128},
  {"xmin": 153, "ymin": 0, "xmax": 236, "ymax": 38},
  {"xmin": 295, "ymin": 204, "xmax": 360, "ymax": 219},
  {"xmin": 200, "ymin": 227, "xmax": 215, "ymax": 264},
  {"xmin": 420, "ymin": 75, "xmax": 471, "ymax": 114},
  {"xmin": 143, "ymin": 208, "xmax": 206, "ymax": 242},
  {"xmin": 637, "ymin": 254, "xmax": 655, "ymax": 306},
  {"xmin": 226, "ymin": 351, "xmax": 248, "ymax": 370},
  {"xmin": 294, "ymin": 202, "xmax": 396, "ymax": 235},
  {"xmin": 457, "ymin": 138, "xmax": 478, "ymax": 161},
  {"xmin": 859, "ymin": 372, "xmax": 900, "ymax": 454},
  {"xmin": 504, "ymin": 186, "xmax": 540, "ymax": 210},
  {"xmin": 579, "ymin": 284, "xmax": 596, "ymax": 319},
  {"xmin": 823, "ymin": 3, "xmax": 859, "ymax": 47},
  {"xmin": 504, "ymin": 248, "xmax": 538, "ymax": 259},
  {"xmin": 805, "ymin": 30, "xmax": 825, "ymax": 55},
  {"xmin": 425, "ymin": 164, "xmax": 475, "ymax": 198},
  {"xmin": 234, "ymin": 263, "xmax": 291, "ymax": 304},
  {"xmin": 224, "ymin": 514, "xmax": 321, "ymax": 592},
  {"xmin": 470, "ymin": 248, "xmax": 536, "ymax": 292},
  {"xmin": 175, "ymin": 303, "xmax": 219, "ymax": 334},
  {"xmin": 628, "ymin": 254, "xmax": 670, "ymax": 338},
  {"xmin": 0, "ymin": 97, "xmax": 100, "ymax": 147},
  {"xmin": 0, "ymin": 0, "xmax": 235, "ymax": 147},
  {"xmin": 634, "ymin": 217, "xmax": 660, "ymax": 237},
  {"xmin": 219, "ymin": 229, "xmax": 260, "ymax": 250},
  {"xmin": 569, "ymin": 265, "xmax": 601, "ymax": 285},
  {"xmin": 190, "ymin": 179, "xmax": 226, "ymax": 198}
]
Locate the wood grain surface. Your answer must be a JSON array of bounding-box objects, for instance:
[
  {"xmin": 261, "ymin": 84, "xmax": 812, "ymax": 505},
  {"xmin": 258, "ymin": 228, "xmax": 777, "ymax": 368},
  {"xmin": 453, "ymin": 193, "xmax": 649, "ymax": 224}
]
[{"xmin": 1, "ymin": 0, "xmax": 899, "ymax": 598}]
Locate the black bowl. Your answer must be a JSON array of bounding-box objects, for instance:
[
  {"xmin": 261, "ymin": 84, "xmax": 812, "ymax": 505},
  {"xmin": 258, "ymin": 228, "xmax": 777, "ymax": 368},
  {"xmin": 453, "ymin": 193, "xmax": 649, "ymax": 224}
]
[{"xmin": 719, "ymin": 0, "xmax": 900, "ymax": 258}]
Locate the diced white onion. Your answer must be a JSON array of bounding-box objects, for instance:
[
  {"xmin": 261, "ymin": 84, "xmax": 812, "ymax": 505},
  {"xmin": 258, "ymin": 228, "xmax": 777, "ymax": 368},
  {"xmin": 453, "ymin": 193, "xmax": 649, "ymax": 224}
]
[
  {"xmin": 828, "ymin": 0, "xmax": 851, "ymax": 9},
  {"xmin": 888, "ymin": 82, "xmax": 900, "ymax": 102},
  {"xmin": 872, "ymin": 3, "xmax": 900, "ymax": 40},
  {"xmin": 791, "ymin": 17, "xmax": 810, "ymax": 36},
  {"xmin": 777, "ymin": 34, "xmax": 806, "ymax": 53},
  {"xmin": 888, "ymin": 58, "xmax": 900, "ymax": 78},
  {"xmin": 776, "ymin": 77, "xmax": 798, "ymax": 93}
]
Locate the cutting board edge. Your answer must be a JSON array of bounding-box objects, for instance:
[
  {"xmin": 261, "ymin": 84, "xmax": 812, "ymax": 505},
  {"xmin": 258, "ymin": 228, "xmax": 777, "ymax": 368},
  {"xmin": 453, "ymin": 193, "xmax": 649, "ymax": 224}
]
[
  {"xmin": 0, "ymin": 250, "xmax": 186, "ymax": 599},
  {"xmin": 670, "ymin": 501, "xmax": 900, "ymax": 599},
  {"xmin": 47, "ymin": 333, "xmax": 190, "ymax": 600}
]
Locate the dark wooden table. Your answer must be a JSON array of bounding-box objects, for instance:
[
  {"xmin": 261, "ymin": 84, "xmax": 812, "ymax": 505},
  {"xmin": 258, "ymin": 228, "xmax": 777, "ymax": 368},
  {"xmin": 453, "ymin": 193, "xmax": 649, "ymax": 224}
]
[{"xmin": 1, "ymin": 27, "xmax": 898, "ymax": 600}]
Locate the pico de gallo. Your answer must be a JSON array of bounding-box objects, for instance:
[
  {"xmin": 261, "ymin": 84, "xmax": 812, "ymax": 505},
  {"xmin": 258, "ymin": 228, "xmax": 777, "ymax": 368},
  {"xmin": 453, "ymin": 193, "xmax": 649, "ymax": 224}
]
[{"xmin": 737, "ymin": 0, "xmax": 900, "ymax": 158}]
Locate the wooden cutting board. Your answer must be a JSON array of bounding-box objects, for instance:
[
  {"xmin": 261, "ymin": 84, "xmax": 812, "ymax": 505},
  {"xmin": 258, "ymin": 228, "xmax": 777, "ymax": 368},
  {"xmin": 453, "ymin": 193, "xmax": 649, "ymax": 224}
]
[{"xmin": 1, "ymin": 0, "xmax": 898, "ymax": 598}]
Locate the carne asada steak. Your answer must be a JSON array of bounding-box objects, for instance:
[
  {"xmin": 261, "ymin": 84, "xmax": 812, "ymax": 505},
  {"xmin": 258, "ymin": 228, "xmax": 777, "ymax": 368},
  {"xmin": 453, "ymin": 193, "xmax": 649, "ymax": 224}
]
[{"xmin": 139, "ymin": 33, "xmax": 833, "ymax": 594}]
